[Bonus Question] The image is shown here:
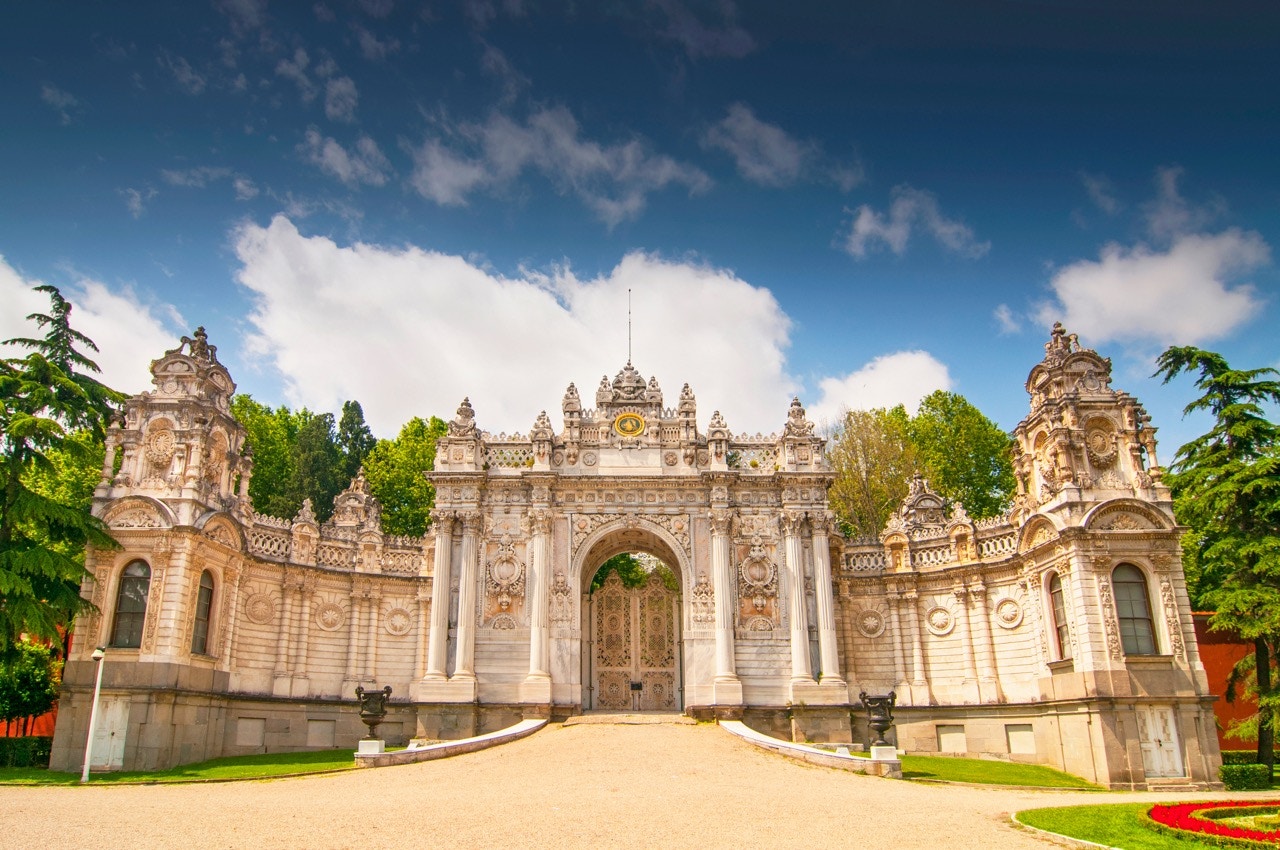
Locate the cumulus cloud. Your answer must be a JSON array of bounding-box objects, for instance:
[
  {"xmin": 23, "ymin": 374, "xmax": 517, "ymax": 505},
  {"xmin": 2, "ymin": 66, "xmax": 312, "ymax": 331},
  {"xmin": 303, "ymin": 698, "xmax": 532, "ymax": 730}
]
[
  {"xmin": 845, "ymin": 186, "xmax": 990, "ymax": 259},
  {"xmin": 702, "ymin": 103, "xmax": 862, "ymax": 190},
  {"xmin": 324, "ymin": 76, "xmax": 359, "ymax": 122},
  {"xmin": 1036, "ymin": 229, "xmax": 1269, "ymax": 346},
  {"xmin": 0, "ymin": 257, "xmax": 182, "ymax": 395},
  {"xmin": 215, "ymin": 0, "xmax": 266, "ymax": 35},
  {"xmin": 479, "ymin": 42, "xmax": 529, "ymax": 106},
  {"xmin": 808, "ymin": 351, "xmax": 953, "ymax": 426},
  {"xmin": 299, "ymin": 128, "xmax": 390, "ymax": 186},
  {"xmin": 40, "ymin": 83, "xmax": 80, "ymax": 125},
  {"xmin": 276, "ymin": 48, "xmax": 317, "ymax": 102},
  {"xmin": 231, "ymin": 216, "xmax": 801, "ymax": 436},
  {"xmin": 160, "ymin": 166, "xmax": 259, "ymax": 201},
  {"xmin": 408, "ymin": 106, "xmax": 710, "ymax": 227},
  {"xmin": 650, "ymin": 0, "xmax": 755, "ymax": 58},
  {"xmin": 353, "ymin": 25, "xmax": 399, "ymax": 60}
]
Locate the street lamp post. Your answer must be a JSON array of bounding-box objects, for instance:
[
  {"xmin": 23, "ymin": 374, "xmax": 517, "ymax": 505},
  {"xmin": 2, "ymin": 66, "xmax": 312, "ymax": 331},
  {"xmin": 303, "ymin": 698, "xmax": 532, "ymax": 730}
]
[{"xmin": 80, "ymin": 647, "xmax": 106, "ymax": 783}]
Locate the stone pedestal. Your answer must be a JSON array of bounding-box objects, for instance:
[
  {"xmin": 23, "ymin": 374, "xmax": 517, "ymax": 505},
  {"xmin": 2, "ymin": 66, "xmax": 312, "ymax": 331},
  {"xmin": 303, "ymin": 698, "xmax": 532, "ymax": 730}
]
[
  {"xmin": 357, "ymin": 739, "xmax": 385, "ymax": 755},
  {"xmin": 713, "ymin": 678, "xmax": 744, "ymax": 707},
  {"xmin": 410, "ymin": 677, "xmax": 478, "ymax": 703},
  {"xmin": 519, "ymin": 675, "xmax": 552, "ymax": 705},
  {"xmin": 790, "ymin": 680, "xmax": 847, "ymax": 706},
  {"xmin": 870, "ymin": 744, "xmax": 897, "ymax": 761}
]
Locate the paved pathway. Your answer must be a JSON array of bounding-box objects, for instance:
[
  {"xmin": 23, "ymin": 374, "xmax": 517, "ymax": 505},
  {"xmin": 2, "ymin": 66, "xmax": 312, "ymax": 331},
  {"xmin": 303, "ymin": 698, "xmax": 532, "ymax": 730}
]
[{"xmin": 2, "ymin": 721, "xmax": 1273, "ymax": 849}]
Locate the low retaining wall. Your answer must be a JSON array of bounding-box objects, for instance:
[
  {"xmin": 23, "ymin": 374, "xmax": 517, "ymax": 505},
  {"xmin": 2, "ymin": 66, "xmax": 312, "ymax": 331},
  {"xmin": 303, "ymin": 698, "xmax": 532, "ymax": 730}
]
[
  {"xmin": 354, "ymin": 718, "xmax": 546, "ymax": 768},
  {"xmin": 719, "ymin": 719, "xmax": 902, "ymax": 779}
]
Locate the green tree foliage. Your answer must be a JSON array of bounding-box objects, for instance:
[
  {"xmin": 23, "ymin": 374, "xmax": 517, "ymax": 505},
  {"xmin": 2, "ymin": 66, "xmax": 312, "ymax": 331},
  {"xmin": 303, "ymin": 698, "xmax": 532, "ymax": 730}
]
[
  {"xmin": 826, "ymin": 406, "xmax": 917, "ymax": 539},
  {"xmin": 0, "ymin": 638, "xmax": 60, "ymax": 736},
  {"xmin": 908, "ymin": 390, "xmax": 1016, "ymax": 520},
  {"xmin": 337, "ymin": 400, "xmax": 376, "ymax": 483},
  {"xmin": 231, "ymin": 397, "xmax": 349, "ymax": 523},
  {"xmin": 589, "ymin": 553, "xmax": 677, "ymax": 592},
  {"xmin": 826, "ymin": 392, "xmax": 1015, "ymax": 539},
  {"xmin": 1156, "ymin": 346, "xmax": 1280, "ymax": 774},
  {"xmin": 363, "ymin": 416, "xmax": 447, "ymax": 536},
  {"xmin": 0, "ymin": 286, "xmax": 123, "ymax": 657}
]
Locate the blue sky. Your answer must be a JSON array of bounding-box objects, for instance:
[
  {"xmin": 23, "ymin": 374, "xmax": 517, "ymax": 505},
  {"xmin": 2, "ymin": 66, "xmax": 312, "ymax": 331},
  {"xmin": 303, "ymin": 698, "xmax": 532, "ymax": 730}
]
[{"xmin": 3, "ymin": 1, "xmax": 1278, "ymax": 456}]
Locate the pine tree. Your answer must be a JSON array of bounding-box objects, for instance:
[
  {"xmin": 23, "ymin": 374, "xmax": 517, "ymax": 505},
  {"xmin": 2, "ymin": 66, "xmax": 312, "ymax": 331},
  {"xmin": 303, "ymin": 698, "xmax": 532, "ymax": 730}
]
[
  {"xmin": 0, "ymin": 286, "xmax": 124, "ymax": 657},
  {"xmin": 1156, "ymin": 346, "xmax": 1280, "ymax": 774},
  {"xmin": 336, "ymin": 400, "xmax": 376, "ymax": 484}
]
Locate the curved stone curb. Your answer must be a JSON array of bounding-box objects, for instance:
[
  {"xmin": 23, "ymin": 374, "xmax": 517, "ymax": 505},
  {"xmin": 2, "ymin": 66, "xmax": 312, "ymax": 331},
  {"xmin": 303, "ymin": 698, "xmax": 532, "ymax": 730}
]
[
  {"xmin": 354, "ymin": 718, "xmax": 546, "ymax": 768},
  {"xmin": 1009, "ymin": 812, "xmax": 1121, "ymax": 849},
  {"xmin": 718, "ymin": 720, "xmax": 902, "ymax": 778}
]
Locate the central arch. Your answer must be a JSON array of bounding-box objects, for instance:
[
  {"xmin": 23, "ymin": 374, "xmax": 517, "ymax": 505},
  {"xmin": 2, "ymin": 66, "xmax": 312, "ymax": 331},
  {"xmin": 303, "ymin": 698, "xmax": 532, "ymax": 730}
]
[{"xmin": 574, "ymin": 520, "xmax": 687, "ymax": 711}]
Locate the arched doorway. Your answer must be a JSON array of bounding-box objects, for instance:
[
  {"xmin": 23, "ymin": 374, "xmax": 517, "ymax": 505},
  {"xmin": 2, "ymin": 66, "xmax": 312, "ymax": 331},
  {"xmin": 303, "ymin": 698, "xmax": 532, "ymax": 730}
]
[{"xmin": 579, "ymin": 526, "xmax": 684, "ymax": 711}]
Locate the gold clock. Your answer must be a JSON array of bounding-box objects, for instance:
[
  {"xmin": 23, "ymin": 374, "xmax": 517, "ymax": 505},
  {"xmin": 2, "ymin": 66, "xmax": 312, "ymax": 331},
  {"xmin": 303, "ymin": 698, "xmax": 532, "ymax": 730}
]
[{"xmin": 613, "ymin": 412, "xmax": 645, "ymax": 437}]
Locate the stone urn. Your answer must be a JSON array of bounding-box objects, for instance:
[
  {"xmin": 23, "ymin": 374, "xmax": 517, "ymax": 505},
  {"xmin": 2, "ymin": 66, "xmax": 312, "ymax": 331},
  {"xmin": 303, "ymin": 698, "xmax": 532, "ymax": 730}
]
[
  {"xmin": 355, "ymin": 685, "xmax": 393, "ymax": 749},
  {"xmin": 859, "ymin": 690, "xmax": 897, "ymax": 757}
]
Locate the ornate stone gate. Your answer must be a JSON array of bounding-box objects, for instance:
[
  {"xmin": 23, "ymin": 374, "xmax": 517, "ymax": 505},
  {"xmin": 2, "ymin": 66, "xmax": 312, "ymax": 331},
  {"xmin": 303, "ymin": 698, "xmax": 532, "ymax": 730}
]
[{"xmin": 591, "ymin": 570, "xmax": 681, "ymax": 710}]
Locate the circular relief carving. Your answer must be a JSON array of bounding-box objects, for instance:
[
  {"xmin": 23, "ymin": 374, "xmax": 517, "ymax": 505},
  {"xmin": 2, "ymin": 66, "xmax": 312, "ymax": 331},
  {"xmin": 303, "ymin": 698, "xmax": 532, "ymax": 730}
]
[
  {"xmin": 491, "ymin": 558, "xmax": 519, "ymax": 583},
  {"xmin": 143, "ymin": 428, "xmax": 176, "ymax": 464},
  {"xmin": 1086, "ymin": 427, "xmax": 1117, "ymax": 466},
  {"xmin": 856, "ymin": 609, "xmax": 886, "ymax": 638},
  {"xmin": 315, "ymin": 602, "xmax": 345, "ymax": 631},
  {"xmin": 613, "ymin": 412, "xmax": 645, "ymax": 437},
  {"xmin": 924, "ymin": 606, "xmax": 955, "ymax": 636},
  {"xmin": 663, "ymin": 451, "xmax": 677, "ymax": 466},
  {"xmin": 385, "ymin": 607, "xmax": 412, "ymax": 636},
  {"xmin": 162, "ymin": 379, "xmax": 179, "ymax": 394},
  {"xmin": 582, "ymin": 452, "xmax": 598, "ymax": 467},
  {"xmin": 491, "ymin": 614, "xmax": 516, "ymax": 630},
  {"xmin": 741, "ymin": 558, "xmax": 773, "ymax": 587},
  {"xmin": 245, "ymin": 593, "xmax": 275, "ymax": 625},
  {"xmin": 994, "ymin": 598, "xmax": 1023, "ymax": 629}
]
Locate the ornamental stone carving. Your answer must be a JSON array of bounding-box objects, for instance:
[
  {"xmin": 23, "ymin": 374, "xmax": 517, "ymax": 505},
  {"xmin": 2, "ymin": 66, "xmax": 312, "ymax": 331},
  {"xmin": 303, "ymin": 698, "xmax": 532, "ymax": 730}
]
[
  {"xmin": 315, "ymin": 602, "xmax": 345, "ymax": 631},
  {"xmin": 384, "ymin": 607, "xmax": 412, "ymax": 636},
  {"xmin": 924, "ymin": 605, "xmax": 955, "ymax": 637},
  {"xmin": 994, "ymin": 597, "xmax": 1024, "ymax": 630},
  {"xmin": 856, "ymin": 608, "xmax": 886, "ymax": 638}
]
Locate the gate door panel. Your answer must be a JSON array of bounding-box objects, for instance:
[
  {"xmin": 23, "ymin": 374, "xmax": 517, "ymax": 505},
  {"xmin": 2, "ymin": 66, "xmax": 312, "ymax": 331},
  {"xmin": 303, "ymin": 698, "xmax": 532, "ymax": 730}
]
[{"xmin": 593, "ymin": 571, "xmax": 679, "ymax": 711}]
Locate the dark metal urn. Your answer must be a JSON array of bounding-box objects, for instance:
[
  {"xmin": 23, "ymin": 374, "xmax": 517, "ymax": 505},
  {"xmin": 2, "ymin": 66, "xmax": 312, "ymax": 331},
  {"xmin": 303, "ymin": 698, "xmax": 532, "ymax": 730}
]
[
  {"xmin": 355, "ymin": 685, "xmax": 393, "ymax": 740},
  {"xmin": 859, "ymin": 690, "xmax": 897, "ymax": 747}
]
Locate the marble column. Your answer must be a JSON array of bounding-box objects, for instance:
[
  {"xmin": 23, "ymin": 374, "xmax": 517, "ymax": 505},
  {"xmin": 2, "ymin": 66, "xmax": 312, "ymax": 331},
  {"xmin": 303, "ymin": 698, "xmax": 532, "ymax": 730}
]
[
  {"xmin": 424, "ymin": 512, "xmax": 454, "ymax": 679},
  {"xmin": 344, "ymin": 596, "xmax": 363, "ymax": 683},
  {"xmin": 414, "ymin": 588, "xmax": 431, "ymax": 679},
  {"xmin": 972, "ymin": 581, "xmax": 1003, "ymax": 703},
  {"xmin": 274, "ymin": 572, "xmax": 295, "ymax": 677},
  {"xmin": 365, "ymin": 589, "xmax": 380, "ymax": 680},
  {"xmin": 526, "ymin": 510, "xmax": 552, "ymax": 680},
  {"xmin": 453, "ymin": 512, "xmax": 482, "ymax": 679},
  {"xmin": 710, "ymin": 509, "xmax": 739, "ymax": 682},
  {"xmin": 954, "ymin": 584, "xmax": 980, "ymax": 703},
  {"xmin": 782, "ymin": 510, "xmax": 813, "ymax": 684},
  {"xmin": 887, "ymin": 592, "xmax": 907, "ymax": 688},
  {"xmin": 810, "ymin": 512, "xmax": 845, "ymax": 686}
]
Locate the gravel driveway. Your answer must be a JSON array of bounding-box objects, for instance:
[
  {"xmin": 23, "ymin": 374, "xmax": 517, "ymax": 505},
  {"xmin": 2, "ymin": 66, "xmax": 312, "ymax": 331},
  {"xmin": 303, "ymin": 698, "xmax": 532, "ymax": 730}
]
[{"xmin": 2, "ymin": 720, "xmax": 1273, "ymax": 850}]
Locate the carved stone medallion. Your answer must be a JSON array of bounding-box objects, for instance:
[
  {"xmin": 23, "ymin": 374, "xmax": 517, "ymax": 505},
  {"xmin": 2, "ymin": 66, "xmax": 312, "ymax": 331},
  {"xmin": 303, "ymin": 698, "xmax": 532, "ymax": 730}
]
[
  {"xmin": 315, "ymin": 602, "xmax": 345, "ymax": 631},
  {"xmin": 924, "ymin": 606, "xmax": 955, "ymax": 636},
  {"xmin": 245, "ymin": 593, "xmax": 275, "ymax": 625},
  {"xmin": 994, "ymin": 598, "xmax": 1023, "ymax": 629}
]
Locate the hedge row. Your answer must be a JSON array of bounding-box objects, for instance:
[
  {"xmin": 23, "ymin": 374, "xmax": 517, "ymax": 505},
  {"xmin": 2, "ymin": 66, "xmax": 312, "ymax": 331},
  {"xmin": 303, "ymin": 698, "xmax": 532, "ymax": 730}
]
[
  {"xmin": 1222, "ymin": 750, "xmax": 1279, "ymax": 766},
  {"xmin": 0, "ymin": 736, "xmax": 53, "ymax": 768},
  {"xmin": 1220, "ymin": 764, "xmax": 1273, "ymax": 791}
]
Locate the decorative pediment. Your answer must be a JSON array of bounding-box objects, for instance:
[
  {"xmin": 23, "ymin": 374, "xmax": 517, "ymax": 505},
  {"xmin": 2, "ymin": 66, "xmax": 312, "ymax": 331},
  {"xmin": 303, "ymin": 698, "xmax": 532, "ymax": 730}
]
[
  {"xmin": 101, "ymin": 496, "xmax": 175, "ymax": 529},
  {"xmin": 1017, "ymin": 516, "xmax": 1059, "ymax": 552},
  {"xmin": 1084, "ymin": 500, "xmax": 1170, "ymax": 532}
]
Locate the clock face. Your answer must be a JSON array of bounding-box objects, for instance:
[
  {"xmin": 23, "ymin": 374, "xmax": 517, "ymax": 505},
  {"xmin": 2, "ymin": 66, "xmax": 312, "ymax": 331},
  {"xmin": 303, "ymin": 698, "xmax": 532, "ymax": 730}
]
[{"xmin": 613, "ymin": 412, "xmax": 645, "ymax": 437}]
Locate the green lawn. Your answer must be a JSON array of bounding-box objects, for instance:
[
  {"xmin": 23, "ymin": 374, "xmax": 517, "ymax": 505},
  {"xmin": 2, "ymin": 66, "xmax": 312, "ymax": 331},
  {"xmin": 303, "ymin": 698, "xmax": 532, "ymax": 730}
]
[
  {"xmin": 0, "ymin": 749, "xmax": 357, "ymax": 785},
  {"xmin": 1017, "ymin": 803, "xmax": 1224, "ymax": 849},
  {"xmin": 900, "ymin": 754, "xmax": 1100, "ymax": 788}
]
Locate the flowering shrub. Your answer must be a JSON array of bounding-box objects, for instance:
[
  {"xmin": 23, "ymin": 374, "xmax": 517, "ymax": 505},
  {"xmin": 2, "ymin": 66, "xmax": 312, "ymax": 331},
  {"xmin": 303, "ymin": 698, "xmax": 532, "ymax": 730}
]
[{"xmin": 1148, "ymin": 801, "xmax": 1280, "ymax": 847}]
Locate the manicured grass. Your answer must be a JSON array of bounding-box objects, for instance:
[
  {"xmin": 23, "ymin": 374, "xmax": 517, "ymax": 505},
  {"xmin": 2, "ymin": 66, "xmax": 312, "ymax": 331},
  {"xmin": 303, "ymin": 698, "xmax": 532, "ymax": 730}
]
[
  {"xmin": 900, "ymin": 754, "xmax": 1100, "ymax": 788},
  {"xmin": 1017, "ymin": 803, "xmax": 1224, "ymax": 849},
  {"xmin": 0, "ymin": 749, "xmax": 357, "ymax": 786}
]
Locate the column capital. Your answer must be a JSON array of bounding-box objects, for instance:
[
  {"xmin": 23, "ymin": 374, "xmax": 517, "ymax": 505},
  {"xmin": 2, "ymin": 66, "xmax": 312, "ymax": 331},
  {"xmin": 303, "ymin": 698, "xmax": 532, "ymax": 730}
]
[{"xmin": 709, "ymin": 508, "xmax": 734, "ymax": 536}]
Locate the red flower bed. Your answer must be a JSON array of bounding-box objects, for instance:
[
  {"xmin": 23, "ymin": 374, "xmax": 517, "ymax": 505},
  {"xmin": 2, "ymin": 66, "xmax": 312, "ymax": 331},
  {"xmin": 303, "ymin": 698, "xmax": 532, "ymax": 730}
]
[{"xmin": 1149, "ymin": 801, "xmax": 1280, "ymax": 845}]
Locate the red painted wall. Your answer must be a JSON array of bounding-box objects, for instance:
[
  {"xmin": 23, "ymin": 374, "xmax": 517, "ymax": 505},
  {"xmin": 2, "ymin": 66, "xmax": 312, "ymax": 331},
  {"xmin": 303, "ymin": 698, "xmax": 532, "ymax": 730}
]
[{"xmin": 1194, "ymin": 613, "xmax": 1257, "ymax": 751}]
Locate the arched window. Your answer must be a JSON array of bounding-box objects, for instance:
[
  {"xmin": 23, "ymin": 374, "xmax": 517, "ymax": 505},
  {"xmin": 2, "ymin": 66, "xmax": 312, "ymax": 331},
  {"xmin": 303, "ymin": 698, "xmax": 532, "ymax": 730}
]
[
  {"xmin": 191, "ymin": 570, "xmax": 215, "ymax": 655},
  {"xmin": 1048, "ymin": 572, "xmax": 1071, "ymax": 661},
  {"xmin": 110, "ymin": 560, "xmax": 151, "ymax": 648},
  {"xmin": 1113, "ymin": 563, "xmax": 1157, "ymax": 655}
]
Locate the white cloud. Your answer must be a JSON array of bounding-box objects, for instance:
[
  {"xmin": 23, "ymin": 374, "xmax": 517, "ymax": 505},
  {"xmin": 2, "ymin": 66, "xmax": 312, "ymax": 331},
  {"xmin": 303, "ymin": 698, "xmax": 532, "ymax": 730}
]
[
  {"xmin": 994, "ymin": 304, "xmax": 1021, "ymax": 334},
  {"xmin": 324, "ymin": 76, "xmax": 359, "ymax": 122},
  {"xmin": 1142, "ymin": 165, "xmax": 1224, "ymax": 242},
  {"xmin": 702, "ymin": 103, "xmax": 861, "ymax": 191},
  {"xmin": 0, "ymin": 257, "xmax": 182, "ymax": 396},
  {"xmin": 40, "ymin": 83, "xmax": 80, "ymax": 125},
  {"xmin": 299, "ymin": 128, "xmax": 390, "ymax": 186},
  {"xmin": 233, "ymin": 176, "xmax": 260, "ymax": 200},
  {"xmin": 158, "ymin": 52, "xmax": 207, "ymax": 95},
  {"xmin": 215, "ymin": 0, "xmax": 266, "ymax": 35},
  {"xmin": 232, "ymin": 216, "xmax": 801, "ymax": 436},
  {"xmin": 353, "ymin": 25, "xmax": 399, "ymax": 60},
  {"xmin": 844, "ymin": 185, "xmax": 990, "ymax": 259},
  {"xmin": 275, "ymin": 48, "xmax": 317, "ymax": 102},
  {"xmin": 408, "ymin": 106, "xmax": 710, "ymax": 226},
  {"xmin": 161, "ymin": 166, "xmax": 234, "ymax": 187},
  {"xmin": 808, "ymin": 351, "xmax": 953, "ymax": 426},
  {"xmin": 1036, "ymin": 229, "xmax": 1269, "ymax": 346},
  {"xmin": 479, "ymin": 42, "xmax": 529, "ymax": 106},
  {"xmin": 650, "ymin": 0, "xmax": 755, "ymax": 58},
  {"xmin": 119, "ymin": 187, "xmax": 157, "ymax": 218},
  {"xmin": 1080, "ymin": 171, "xmax": 1120, "ymax": 215}
]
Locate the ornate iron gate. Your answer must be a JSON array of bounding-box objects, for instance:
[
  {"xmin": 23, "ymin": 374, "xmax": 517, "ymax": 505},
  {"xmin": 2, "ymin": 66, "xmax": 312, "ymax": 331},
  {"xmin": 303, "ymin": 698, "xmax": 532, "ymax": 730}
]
[{"xmin": 592, "ymin": 570, "xmax": 679, "ymax": 710}]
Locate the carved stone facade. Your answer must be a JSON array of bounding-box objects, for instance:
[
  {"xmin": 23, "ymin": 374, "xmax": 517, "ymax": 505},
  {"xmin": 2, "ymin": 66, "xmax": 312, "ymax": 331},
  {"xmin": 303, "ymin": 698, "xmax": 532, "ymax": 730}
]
[{"xmin": 50, "ymin": 328, "xmax": 1221, "ymax": 790}]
